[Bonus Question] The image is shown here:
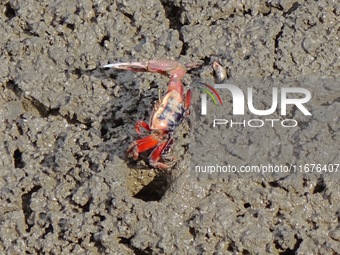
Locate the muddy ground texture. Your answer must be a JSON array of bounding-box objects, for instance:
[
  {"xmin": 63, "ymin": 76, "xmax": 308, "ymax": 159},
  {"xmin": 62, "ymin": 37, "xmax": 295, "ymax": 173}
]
[{"xmin": 1, "ymin": 0, "xmax": 340, "ymax": 254}]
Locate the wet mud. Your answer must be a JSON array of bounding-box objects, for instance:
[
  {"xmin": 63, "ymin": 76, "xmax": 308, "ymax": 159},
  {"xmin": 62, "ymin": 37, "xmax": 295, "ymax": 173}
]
[{"xmin": 0, "ymin": 0, "xmax": 339, "ymax": 254}]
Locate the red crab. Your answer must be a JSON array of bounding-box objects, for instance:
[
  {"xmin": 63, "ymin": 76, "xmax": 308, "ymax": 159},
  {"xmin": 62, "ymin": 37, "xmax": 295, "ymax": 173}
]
[{"xmin": 103, "ymin": 59, "xmax": 221, "ymax": 169}]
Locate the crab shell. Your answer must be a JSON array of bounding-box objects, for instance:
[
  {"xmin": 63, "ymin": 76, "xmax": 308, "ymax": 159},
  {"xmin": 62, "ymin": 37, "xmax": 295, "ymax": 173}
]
[{"xmin": 150, "ymin": 90, "xmax": 186, "ymax": 132}]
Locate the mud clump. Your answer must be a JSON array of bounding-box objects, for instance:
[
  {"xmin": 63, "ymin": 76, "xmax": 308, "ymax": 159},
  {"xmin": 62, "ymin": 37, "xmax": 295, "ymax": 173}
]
[{"xmin": 0, "ymin": 0, "xmax": 339, "ymax": 254}]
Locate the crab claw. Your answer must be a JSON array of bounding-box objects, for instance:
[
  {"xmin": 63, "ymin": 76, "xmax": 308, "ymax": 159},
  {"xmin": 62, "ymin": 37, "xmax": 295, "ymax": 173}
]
[
  {"xmin": 102, "ymin": 61, "xmax": 150, "ymax": 72},
  {"xmin": 184, "ymin": 60, "xmax": 204, "ymax": 69},
  {"xmin": 103, "ymin": 59, "xmax": 189, "ymax": 80}
]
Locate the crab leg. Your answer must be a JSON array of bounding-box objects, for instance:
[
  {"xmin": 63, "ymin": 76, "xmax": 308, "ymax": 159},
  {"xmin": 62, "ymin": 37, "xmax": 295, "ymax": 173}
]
[
  {"xmin": 149, "ymin": 139, "xmax": 175, "ymax": 169},
  {"xmin": 127, "ymin": 134, "xmax": 160, "ymax": 160},
  {"xmin": 135, "ymin": 120, "xmax": 151, "ymax": 135},
  {"xmin": 184, "ymin": 89, "xmax": 192, "ymax": 110}
]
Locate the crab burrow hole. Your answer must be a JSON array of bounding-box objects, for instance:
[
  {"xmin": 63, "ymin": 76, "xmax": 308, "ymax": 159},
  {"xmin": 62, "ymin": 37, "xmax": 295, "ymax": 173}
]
[{"xmin": 126, "ymin": 169, "xmax": 169, "ymax": 202}]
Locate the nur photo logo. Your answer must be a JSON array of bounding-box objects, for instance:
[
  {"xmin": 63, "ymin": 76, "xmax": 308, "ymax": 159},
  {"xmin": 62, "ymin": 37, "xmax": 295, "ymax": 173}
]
[{"xmin": 200, "ymin": 83, "xmax": 312, "ymax": 128}]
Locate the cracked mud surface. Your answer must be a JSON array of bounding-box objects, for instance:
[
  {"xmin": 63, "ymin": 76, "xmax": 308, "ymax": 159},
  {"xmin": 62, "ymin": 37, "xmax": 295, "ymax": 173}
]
[{"xmin": 1, "ymin": 0, "xmax": 339, "ymax": 254}]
